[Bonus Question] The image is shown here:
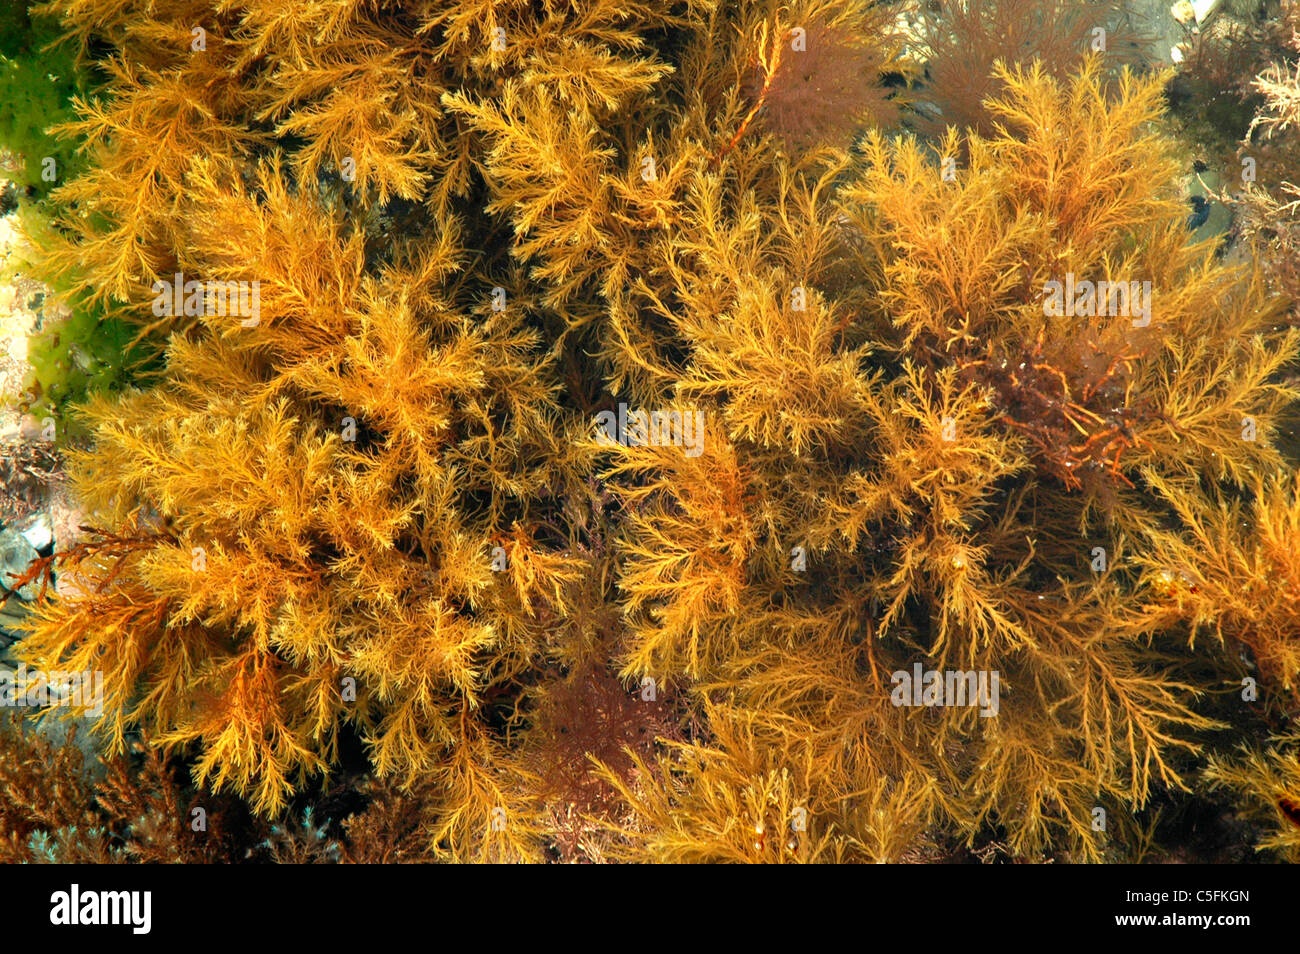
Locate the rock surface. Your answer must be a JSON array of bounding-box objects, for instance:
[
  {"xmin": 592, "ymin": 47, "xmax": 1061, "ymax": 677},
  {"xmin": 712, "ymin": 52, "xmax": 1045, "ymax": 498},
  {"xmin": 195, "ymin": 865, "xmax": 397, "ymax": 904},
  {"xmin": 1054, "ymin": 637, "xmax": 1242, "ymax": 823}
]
[{"xmin": 1, "ymin": 203, "xmax": 84, "ymax": 619}]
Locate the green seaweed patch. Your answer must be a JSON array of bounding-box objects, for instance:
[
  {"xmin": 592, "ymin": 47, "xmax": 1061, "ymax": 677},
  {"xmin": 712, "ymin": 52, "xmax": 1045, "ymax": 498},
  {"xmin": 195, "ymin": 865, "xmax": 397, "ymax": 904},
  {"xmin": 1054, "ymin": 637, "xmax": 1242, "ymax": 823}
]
[
  {"xmin": 0, "ymin": 4, "xmax": 92, "ymax": 198},
  {"xmin": 22, "ymin": 297, "xmax": 161, "ymax": 443}
]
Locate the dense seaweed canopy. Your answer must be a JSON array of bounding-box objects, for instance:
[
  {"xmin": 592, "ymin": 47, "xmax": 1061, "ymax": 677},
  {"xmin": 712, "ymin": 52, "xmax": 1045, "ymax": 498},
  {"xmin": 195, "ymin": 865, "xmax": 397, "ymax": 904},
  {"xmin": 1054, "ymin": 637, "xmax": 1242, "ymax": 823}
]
[{"xmin": 5, "ymin": 0, "xmax": 1300, "ymax": 862}]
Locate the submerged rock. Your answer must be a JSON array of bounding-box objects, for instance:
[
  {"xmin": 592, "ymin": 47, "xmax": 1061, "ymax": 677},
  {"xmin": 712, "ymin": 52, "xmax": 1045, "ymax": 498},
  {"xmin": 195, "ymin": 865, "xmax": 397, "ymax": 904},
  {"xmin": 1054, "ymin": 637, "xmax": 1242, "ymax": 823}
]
[
  {"xmin": 20, "ymin": 511, "xmax": 51, "ymax": 551},
  {"xmin": 0, "ymin": 525, "xmax": 39, "ymax": 601}
]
